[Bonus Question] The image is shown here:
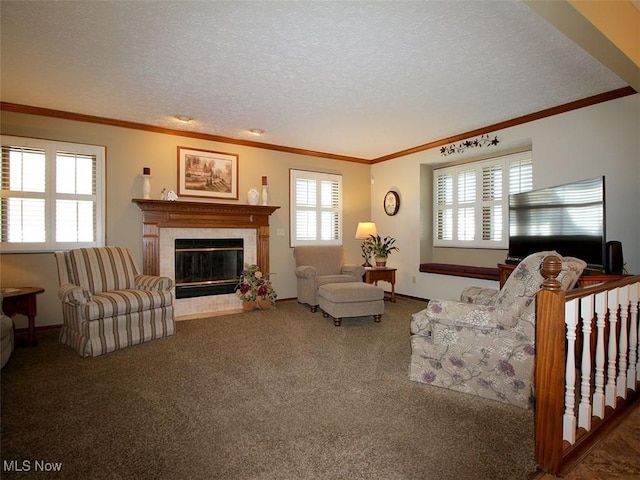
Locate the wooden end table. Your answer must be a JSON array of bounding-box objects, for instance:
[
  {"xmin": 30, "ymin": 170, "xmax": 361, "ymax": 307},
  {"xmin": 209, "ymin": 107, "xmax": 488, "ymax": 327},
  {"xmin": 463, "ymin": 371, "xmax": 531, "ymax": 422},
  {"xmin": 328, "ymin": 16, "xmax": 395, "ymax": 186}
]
[
  {"xmin": 363, "ymin": 267, "xmax": 397, "ymax": 302},
  {"xmin": 1, "ymin": 287, "xmax": 45, "ymax": 347}
]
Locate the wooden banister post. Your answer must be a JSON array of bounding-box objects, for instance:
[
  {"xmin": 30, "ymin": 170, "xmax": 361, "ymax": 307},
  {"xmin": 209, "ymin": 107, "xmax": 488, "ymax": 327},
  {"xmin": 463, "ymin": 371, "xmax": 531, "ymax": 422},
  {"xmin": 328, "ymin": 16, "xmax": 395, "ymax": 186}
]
[{"xmin": 535, "ymin": 255, "xmax": 567, "ymax": 474}]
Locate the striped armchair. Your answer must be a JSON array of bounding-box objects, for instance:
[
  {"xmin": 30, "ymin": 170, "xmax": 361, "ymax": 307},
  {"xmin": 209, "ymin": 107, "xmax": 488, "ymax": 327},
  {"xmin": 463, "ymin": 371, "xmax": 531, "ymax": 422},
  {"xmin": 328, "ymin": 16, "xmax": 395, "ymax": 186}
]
[{"xmin": 54, "ymin": 246, "xmax": 175, "ymax": 357}]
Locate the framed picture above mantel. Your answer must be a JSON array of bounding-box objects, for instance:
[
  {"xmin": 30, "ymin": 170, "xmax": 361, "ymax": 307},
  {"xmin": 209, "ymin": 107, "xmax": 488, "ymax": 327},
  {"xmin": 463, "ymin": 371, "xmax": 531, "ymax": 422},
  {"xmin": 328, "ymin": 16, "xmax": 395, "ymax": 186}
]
[{"xmin": 177, "ymin": 147, "xmax": 239, "ymax": 200}]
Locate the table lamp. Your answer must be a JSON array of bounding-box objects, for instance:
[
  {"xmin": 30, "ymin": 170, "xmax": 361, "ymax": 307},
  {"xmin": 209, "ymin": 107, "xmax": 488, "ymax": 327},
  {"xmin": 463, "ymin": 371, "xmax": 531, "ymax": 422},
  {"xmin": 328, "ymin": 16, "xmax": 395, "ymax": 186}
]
[{"xmin": 355, "ymin": 222, "xmax": 378, "ymax": 267}]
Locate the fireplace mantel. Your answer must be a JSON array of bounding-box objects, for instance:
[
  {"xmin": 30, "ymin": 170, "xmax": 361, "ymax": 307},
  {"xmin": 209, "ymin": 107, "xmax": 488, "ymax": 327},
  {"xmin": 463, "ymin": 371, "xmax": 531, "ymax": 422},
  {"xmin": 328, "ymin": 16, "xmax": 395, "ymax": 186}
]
[{"xmin": 132, "ymin": 199, "xmax": 280, "ymax": 276}]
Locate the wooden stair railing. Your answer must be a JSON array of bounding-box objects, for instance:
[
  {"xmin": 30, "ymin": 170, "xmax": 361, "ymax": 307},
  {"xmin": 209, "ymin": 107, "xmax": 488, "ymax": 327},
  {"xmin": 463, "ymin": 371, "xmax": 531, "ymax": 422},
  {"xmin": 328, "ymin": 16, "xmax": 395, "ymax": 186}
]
[{"xmin": 535, "ymin": 255, "xmax": 640, "ymax": 476}]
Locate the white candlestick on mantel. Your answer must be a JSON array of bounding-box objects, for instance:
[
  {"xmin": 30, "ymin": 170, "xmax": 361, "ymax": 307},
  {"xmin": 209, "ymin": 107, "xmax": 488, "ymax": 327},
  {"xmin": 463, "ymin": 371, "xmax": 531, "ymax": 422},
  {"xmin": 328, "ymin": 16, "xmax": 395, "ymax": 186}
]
[{"xmin": 142, "ymin": 174, "xmax": 151, "ymax": 199}]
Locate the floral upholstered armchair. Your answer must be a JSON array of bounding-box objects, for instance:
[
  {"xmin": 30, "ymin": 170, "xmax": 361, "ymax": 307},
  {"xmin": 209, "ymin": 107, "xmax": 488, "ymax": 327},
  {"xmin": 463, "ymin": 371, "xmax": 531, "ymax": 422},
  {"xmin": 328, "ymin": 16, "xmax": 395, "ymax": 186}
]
[
  {"xmin": 294, "ymin": 246, "xmax": 365, "ymax": 312},
  {"xmin": 409, "ymin": 251, "xmax": 586, "ymax": 409}
]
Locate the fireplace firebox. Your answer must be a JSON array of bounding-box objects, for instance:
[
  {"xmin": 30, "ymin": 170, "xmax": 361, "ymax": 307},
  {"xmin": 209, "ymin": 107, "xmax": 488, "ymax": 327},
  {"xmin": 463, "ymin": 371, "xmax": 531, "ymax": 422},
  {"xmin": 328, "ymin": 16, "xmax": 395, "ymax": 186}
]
[{"xmin": 174, "ymin": 238, "xmax": 243, "ymax": 299}]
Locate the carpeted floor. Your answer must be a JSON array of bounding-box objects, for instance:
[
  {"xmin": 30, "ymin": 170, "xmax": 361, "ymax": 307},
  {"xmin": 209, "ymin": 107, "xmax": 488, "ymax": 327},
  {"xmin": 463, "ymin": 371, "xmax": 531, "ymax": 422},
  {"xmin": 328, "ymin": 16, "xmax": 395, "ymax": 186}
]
[{"xmin": 1, "ymin": 298, "xmax": 536, "ymax": 479}]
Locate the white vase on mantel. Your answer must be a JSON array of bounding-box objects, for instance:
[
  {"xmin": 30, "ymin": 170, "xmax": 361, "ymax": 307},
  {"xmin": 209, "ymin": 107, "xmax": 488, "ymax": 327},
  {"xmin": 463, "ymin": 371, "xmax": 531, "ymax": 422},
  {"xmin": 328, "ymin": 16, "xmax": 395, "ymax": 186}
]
[
  {"xmin": 247, "ymin": 188, "xmax": 260, "ymax": 205},
  {"xmin": 142, "ymin": 174, "xmax": 151, "ymax": 199}
]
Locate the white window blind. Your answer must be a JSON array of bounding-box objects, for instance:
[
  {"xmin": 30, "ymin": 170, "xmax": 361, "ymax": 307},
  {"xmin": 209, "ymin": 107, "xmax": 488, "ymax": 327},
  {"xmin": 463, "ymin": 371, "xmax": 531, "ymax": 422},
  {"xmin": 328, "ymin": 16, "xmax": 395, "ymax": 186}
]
[
  {"xmin": 1, "ymin": 136, "xmax": 105, "ymax": 252},
  {"xmin": 290, "ymin": 169, "xmax": 342, "ymax": 246},
  {"xmin": 433, "ymin": 151, "xmax": 532, "ymax": 248}
]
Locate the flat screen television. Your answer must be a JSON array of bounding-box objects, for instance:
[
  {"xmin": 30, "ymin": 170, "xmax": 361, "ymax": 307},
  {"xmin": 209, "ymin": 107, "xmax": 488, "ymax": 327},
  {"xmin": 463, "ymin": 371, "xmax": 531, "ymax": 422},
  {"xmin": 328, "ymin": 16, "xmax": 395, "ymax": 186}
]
[{"xmin": 508, "ymin": 176, "xmax": 606, "ymax": 271}]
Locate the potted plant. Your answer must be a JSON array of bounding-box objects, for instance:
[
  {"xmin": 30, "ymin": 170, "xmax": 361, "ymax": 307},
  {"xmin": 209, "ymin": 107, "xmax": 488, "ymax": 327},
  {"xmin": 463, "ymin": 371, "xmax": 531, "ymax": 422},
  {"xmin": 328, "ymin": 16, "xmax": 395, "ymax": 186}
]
[
  {"xmin": 368, "ymin": 234, "xmax": 399, "ymax": 267},
  {"xmin": 235, "ymin": 263, "xmax": 277, "ymax": 310}
]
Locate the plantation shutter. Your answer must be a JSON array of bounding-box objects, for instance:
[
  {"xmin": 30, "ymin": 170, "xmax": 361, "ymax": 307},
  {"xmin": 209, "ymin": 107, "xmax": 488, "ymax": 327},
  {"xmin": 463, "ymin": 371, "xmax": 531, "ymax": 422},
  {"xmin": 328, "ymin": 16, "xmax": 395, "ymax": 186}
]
[
  {"xmin": 434, "ymin": 172, "xmax": 453, "ymax": 241},
  {"xmin": 290, "ymin": 169, "xmax": 342, "ymax": 246},
  {"xmin": 433, "ymin": 151, "xmax": 532, "ymax": 248},
  {"xmin": 509, "ymin": 155, "xmax": 533, "ymax": 194},
  {"xmin": 457, "ymin": 169, "xmax": 476, "ymax": 241},
  {"xmin": 0, "ymin": 136, "xmax": 104, "ymax": 252},
  {"xmin": 482, "ymin": 164, "xmax": 503, "ymax": 241},
  {"xmin": 1, "ymin": 145, "xmax": 47, "ymax": 244},
  {"xmin": 55, "ymin": 151, "xmax": 98, "ymax": 243},
  {"xmin": 294, "ymin": 177, "xmax": 317, "ymax": 242}
]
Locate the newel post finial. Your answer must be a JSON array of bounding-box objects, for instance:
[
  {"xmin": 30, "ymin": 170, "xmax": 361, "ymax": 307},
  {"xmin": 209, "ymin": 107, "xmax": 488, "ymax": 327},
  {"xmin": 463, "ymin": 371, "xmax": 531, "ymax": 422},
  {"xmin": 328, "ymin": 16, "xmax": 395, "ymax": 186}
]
[{"xmin": 540, "ymin": 255, "xmax": 562, "ymax": 291}]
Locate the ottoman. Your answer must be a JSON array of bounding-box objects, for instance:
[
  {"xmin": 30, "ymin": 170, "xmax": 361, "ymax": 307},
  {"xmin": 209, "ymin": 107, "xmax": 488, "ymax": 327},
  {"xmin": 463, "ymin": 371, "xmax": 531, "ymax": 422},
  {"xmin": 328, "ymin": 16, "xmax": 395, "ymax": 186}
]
[{"xmin": 318, "ymin": 282, "xmax": 384, "ymax": 326}]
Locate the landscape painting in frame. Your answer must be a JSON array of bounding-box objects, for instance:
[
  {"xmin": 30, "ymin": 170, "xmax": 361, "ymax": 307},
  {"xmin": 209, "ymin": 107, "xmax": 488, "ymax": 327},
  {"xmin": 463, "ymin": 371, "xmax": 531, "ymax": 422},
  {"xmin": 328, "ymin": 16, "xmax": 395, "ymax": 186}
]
[{"xmin": 178, "ymin": 147, "xmax": 239, "ymax": 200}]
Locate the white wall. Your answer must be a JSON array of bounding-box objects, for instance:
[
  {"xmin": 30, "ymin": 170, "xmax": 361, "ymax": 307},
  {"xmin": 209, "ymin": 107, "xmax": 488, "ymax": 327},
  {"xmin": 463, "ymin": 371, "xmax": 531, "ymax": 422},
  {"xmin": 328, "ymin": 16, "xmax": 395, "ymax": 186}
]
[{"xmin": 371, "ymin": 94, "xmax": 640, "ymax": 301}]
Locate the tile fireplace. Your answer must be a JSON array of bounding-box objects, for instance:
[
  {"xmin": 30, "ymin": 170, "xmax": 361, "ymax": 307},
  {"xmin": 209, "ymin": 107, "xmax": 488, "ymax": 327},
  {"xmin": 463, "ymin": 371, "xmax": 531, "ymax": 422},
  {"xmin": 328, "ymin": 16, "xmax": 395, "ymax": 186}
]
[
  {"xmin": 133, "ymin": 199, "xmax": 279, "ymax": 318},
  {"xmin": 174, "ymin": 237, "xmax": 244, "ymax": 299}
]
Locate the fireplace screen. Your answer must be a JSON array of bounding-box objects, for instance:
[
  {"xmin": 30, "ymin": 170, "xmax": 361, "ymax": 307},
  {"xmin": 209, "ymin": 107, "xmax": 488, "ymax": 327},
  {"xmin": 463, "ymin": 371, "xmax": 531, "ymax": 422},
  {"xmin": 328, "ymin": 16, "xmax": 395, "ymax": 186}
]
[{"xmin": 174, "ymin": 238, "xmax": 243, "ymax": 299}]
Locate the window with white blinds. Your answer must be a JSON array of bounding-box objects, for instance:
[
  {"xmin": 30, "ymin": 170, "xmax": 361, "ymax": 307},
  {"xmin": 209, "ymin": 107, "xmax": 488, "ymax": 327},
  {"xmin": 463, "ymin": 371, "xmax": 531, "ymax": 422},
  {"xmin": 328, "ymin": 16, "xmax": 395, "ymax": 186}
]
[
  {"xmin": 1, "ymin": 136, "xmax": 105, "ymax": 252},
  {"xmin": 433, "ymin": 152, "xmax": 532, "ymax": 248},
  {"xmin": 290, "ymin": 169, "xmax": 342, "ymax": 246}
]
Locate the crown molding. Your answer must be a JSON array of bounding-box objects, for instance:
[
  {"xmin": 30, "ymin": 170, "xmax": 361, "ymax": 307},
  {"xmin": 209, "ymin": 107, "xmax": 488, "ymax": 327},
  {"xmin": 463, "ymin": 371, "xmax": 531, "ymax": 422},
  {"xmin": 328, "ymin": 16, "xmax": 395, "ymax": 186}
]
[
  {"xmin": 0, "ymin": 102, "xmax": 370, "ymax": 165},
  {"xmin": 371, "ymin": 86, "xmax": 636, "ymax": 163},
  {"xmin": 2, "ymin": 86, "xmax": 636, "ymax": 165}
]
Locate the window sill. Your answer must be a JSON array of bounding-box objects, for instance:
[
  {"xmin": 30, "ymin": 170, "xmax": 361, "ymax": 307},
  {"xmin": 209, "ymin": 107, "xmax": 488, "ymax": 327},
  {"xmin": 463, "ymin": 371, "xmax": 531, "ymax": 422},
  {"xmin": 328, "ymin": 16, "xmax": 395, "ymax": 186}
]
[{"xmin": 419, "ymin": 263, "xmax": 500, "ymax": 281}]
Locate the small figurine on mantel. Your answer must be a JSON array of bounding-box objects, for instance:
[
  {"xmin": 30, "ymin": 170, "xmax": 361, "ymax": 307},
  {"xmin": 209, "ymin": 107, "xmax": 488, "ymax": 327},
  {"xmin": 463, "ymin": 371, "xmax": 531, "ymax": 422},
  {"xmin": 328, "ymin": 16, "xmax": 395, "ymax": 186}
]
[{"xmin": 161, "ymin": 189, "xmax": 178, "ymax": 201}]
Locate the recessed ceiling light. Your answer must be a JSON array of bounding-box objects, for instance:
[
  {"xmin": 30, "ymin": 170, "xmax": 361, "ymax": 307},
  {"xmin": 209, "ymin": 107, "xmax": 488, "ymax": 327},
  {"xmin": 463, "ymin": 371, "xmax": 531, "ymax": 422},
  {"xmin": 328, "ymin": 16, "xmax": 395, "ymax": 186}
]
[
  {"xmin": 248, "ymin": 128, "xmax": 264, "ymax": 136},
  {"xmin": 174, "ymin": 116, "xmax": 193, "ymax": 124}
]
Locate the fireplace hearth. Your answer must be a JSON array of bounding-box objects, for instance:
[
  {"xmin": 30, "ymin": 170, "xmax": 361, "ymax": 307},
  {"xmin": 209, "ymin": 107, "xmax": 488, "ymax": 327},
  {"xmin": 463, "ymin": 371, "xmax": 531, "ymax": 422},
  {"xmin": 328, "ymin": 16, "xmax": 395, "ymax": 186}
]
[{"xmin": 174, "ymin": 238, "xmax": 243, "ymax": 299}]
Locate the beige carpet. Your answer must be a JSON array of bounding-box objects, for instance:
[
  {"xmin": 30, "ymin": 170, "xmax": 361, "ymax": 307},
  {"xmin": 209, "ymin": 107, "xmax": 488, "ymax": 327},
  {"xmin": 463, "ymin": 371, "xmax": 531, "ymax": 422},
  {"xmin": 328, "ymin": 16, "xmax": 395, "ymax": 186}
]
[{"xmin": 1, "ymin": 298, "xmax": 536, "ymax": 479}]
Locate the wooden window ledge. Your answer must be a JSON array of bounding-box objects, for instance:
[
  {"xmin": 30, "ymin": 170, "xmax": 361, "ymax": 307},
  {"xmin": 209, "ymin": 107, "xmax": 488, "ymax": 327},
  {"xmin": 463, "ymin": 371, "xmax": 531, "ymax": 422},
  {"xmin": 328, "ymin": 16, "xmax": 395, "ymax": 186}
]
[{"xmin": 419, "ymin": 263, "xmax": 500, "ymax": 281}]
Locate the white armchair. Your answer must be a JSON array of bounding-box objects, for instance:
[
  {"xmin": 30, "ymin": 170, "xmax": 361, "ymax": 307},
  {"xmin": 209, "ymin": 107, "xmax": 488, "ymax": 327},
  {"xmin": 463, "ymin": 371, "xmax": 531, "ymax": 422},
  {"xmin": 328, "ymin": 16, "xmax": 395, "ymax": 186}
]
[{"xmin": 409, "ymin": 251, "xmax": 587, "ymax": 408}]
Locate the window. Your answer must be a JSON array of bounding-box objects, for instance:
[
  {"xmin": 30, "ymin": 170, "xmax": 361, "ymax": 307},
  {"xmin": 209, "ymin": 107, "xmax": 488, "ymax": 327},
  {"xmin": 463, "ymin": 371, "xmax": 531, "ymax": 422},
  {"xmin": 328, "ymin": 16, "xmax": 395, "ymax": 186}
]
[
  {"xmin": 290, "ymin": 169, "xmax": 342, "ymax": 246},
  {"xmin": 433, "ymin": 152, "xmax": 532, "ymax": 248},
  {"xmin": 1, "ymin": 136, "xmax": 105, "ymax": 252}
]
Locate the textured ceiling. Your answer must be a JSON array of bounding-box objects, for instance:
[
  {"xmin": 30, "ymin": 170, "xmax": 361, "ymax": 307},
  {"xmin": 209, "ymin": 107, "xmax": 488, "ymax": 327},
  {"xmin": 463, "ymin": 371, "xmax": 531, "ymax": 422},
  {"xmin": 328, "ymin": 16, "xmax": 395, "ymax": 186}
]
[{"xmin": 0, "ymin": 0, "xmax": 629, "ymax": 160}]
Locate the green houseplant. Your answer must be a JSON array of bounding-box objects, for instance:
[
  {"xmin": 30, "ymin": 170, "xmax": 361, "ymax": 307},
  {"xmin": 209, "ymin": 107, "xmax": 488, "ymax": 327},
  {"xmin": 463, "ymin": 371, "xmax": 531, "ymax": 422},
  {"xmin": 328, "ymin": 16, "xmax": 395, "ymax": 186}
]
[{"xmin": 368, "ymin": 234, "xmax": 399, "ymax": 267}]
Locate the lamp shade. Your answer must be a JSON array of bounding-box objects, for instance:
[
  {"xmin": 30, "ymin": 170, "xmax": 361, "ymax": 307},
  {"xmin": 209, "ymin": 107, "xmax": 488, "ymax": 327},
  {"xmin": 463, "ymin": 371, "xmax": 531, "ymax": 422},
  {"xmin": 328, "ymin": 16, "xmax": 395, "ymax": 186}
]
[{"xmin": 355, "ymin": 222, "xmax": 378, "ymax": 239}]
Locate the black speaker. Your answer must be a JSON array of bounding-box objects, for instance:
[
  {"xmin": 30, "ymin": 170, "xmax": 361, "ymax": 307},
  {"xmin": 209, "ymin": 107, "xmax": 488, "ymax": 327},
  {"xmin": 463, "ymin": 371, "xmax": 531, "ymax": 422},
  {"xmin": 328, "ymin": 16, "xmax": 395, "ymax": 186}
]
[{"xmin": 606, "ymin": 241, "xmax": 623, "ymax": 274}]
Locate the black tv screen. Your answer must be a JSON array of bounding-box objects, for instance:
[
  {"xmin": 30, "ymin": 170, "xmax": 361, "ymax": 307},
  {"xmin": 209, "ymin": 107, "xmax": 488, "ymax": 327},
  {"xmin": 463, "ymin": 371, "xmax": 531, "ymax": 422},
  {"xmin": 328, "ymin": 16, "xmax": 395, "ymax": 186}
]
[{"xmin": 508, "ymin": 176, "xmax": 605, "ymax": 270}]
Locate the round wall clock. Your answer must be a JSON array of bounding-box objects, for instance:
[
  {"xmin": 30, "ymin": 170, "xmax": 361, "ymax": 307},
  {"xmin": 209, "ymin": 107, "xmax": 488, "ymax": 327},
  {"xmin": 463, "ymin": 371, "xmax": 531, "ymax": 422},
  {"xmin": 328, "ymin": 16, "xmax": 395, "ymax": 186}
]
[{"xmin": 384, "ymin": 190, "xmax": 400, "ymax": 216}]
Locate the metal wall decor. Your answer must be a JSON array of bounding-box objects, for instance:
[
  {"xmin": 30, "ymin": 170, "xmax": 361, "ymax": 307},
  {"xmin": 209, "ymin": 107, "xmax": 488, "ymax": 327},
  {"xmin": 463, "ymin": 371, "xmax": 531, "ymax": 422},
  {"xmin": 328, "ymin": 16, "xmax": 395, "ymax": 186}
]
[{"xmin": 440, "ymin": 134, "xmax": 499, "ymax": 156}]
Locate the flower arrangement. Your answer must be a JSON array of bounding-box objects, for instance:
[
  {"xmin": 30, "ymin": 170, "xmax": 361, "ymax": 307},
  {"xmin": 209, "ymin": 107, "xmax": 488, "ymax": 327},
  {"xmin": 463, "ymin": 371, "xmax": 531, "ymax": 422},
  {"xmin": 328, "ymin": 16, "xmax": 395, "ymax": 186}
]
[{"xmin": 235, "ymin": 263, "xmax": 277, "ymax": 309}]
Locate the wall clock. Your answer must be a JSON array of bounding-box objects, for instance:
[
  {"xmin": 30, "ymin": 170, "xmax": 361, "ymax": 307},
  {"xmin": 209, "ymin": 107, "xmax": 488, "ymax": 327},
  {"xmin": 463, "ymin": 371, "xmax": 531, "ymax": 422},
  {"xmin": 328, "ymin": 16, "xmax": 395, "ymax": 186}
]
[{"xmin": 384, "ymin": 191, "xmax": 400, "ymax": 216}]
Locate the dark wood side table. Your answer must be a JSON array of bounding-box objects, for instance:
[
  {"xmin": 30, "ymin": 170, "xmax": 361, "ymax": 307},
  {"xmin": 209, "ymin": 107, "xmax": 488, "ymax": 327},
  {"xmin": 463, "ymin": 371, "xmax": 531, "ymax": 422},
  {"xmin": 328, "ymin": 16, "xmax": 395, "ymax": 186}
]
[
  {"xmin": 363, "ymin": 267, "xmax": 397, "ymax": 302},
  {"xmin": 1, "ymin": 287, "xmax": 45, "ymax": 347}
]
